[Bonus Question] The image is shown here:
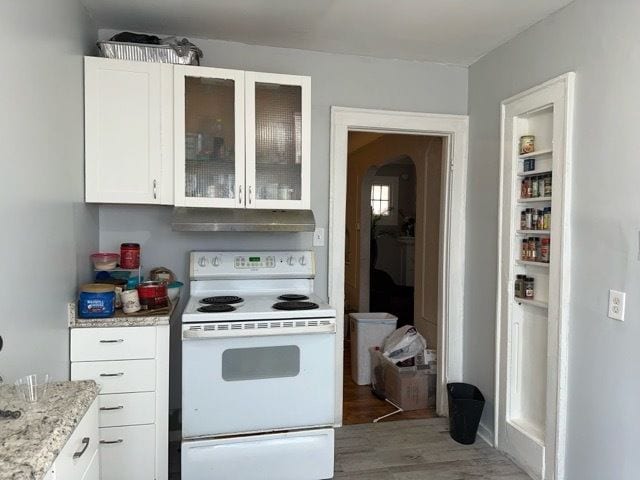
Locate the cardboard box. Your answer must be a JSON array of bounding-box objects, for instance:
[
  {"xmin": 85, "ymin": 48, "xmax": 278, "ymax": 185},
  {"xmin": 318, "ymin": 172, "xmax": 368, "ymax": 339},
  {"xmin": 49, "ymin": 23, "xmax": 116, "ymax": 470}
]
[{"xmin": 370, "ymin": 349, "xmax": 437, "ymax": 411}]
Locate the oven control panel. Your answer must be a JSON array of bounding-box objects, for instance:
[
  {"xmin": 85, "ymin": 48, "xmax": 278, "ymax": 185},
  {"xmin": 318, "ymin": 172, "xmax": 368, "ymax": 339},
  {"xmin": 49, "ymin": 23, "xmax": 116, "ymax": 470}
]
[
  {"xmin": 234, "ymin": 255, "xmax": 276, "ymax": 269},
  {"xmin": 191, "ymin": 251, "xmax": 316, "ymax": 278}
]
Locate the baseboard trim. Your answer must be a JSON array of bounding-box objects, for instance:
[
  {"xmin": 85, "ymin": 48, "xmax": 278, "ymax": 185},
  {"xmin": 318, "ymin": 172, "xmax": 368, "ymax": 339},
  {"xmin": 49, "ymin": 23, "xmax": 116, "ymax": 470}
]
[{"xmin": 477, "ymin": 421, "xmax": 494, "ymax": 447}]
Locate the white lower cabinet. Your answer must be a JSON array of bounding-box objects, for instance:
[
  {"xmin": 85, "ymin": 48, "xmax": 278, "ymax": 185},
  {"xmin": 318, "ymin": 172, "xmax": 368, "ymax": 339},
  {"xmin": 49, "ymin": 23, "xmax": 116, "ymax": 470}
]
[
  {"xmin": 71, "ymin": 324, "xmax": 170, "ymax": 480},
  {"xmin": 81, "ymin": 450, "xmax": 100, "ymax": 480},
  {"xmin": 50, "ymin": 398, "xmax": 100, "ymax": 480},
  {"xmin": 100, "ymin": 424, "xmax": 156, "ymax": 480}
]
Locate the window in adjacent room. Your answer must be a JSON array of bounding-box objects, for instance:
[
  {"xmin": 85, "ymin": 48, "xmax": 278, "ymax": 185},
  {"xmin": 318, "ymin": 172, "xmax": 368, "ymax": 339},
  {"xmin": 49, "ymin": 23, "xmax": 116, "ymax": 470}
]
[{"xmin": 370, "ymin": 177, "xmax": 398, "ymax": 225}]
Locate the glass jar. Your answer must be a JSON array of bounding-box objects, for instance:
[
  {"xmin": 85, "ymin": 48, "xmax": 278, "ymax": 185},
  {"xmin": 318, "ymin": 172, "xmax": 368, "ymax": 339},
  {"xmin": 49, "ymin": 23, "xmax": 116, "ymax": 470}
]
[{"xmin": 524, "ymin": 277, "xmax": 535, "ymax": 299}]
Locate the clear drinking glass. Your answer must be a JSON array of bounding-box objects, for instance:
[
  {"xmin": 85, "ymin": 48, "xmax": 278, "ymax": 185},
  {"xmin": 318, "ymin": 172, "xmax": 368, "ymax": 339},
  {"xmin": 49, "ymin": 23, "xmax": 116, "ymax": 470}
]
[{"xmin": 15, "ymin": 374, "xmax": 49, "ymax": 403}]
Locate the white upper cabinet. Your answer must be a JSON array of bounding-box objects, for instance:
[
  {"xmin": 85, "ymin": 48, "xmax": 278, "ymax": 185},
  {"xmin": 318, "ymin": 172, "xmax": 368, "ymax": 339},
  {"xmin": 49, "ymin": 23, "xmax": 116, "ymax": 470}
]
[
  {"xmin": 245, "ymin": 72, "xmax": 311, "ymax": 210},
  {"xmin": 84, "ymin": 58, "xmax": 311, "ymax": 210},
  {"xmin": 173, "ymin": 66, "xmax": 246, "ymax": 208},
  {"xmin": 84, "ymin": 57, "xmax": 174, "ymax": 205}
]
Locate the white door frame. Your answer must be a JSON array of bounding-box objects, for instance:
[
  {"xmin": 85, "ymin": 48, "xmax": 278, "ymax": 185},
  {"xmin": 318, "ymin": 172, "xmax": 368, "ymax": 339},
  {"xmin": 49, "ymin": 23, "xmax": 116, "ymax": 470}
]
[{"xmin": 329, "ymin": 106, "xmax": 469, "ymax": 422}]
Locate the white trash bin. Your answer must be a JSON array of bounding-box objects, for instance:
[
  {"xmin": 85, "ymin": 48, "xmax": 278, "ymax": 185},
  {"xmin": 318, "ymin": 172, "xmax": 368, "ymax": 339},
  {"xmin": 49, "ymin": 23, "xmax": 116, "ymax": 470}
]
[{"xmin": 349, "ymin": 313, "xmax": 398, "ymax": 385}]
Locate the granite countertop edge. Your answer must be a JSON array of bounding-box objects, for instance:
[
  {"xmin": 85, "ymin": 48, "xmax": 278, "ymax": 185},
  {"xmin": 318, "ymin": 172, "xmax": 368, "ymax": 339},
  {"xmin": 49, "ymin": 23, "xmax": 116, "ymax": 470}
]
[
  {"xmin": 68, "ymin": 299, "xmax": 178, "ymax": 328},
  {"xmin": 0, "ymin": 380, "xmax": 100, "ymax": 480}
]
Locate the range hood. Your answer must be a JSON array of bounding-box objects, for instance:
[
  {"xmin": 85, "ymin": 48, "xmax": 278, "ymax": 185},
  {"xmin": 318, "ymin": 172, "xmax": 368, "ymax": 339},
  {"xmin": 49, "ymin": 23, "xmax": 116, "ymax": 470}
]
[{"xmin": 171, "ymin": 207, "xmax": 315, "ymax": 232}]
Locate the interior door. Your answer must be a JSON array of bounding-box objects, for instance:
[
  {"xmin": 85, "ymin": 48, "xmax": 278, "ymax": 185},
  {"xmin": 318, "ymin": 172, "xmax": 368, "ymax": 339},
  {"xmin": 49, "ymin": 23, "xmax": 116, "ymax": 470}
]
[
  {"xmin": 245, "ymin": 72, "xmax": 311, "ymax": 210},
  {"xmin": 174, "ymin": 66, "xmax": 245, "ymax": 208}
]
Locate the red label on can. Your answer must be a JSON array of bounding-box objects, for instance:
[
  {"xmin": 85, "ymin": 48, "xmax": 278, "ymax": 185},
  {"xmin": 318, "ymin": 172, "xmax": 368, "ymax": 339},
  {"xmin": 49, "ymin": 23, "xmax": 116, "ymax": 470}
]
[{"xmin": 120, "ymin": 243, "xmax": 140, "ymax": 269}]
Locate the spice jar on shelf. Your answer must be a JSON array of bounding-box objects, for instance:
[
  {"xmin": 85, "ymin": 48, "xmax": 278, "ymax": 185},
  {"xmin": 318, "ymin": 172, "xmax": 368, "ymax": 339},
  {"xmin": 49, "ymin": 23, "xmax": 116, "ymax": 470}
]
[
  {"xmin": 543, "ymin": 207, "xmax": 552, "ymax": 230},
  {"xmin": 524, "ymin": 277, "xmax": 535, "ymax": 299},
  {"xmin": 521, "ymin": 239, "xmax": 529, "ymax": 260},
  {"xmin": 515, "ymin": 275, "xmax": 526, "ymax": 298},
  {"xmin": 540, "ymin": 238, "xmax": 551, "ymax": 263}
]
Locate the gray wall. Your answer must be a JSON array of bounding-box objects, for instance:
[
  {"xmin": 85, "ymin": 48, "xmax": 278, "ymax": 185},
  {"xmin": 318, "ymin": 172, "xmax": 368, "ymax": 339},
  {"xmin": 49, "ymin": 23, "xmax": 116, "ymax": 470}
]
[
  {"xmin": 0, "ymin": 1, "xmax": 97, "ymax": 381},
  {"xmin": 97, "ymin": 28, "xmax": 468, "ymax": 304},
  {"xmin": 467, "ymin": 1, "xmax": 640, "ymax": 478}
]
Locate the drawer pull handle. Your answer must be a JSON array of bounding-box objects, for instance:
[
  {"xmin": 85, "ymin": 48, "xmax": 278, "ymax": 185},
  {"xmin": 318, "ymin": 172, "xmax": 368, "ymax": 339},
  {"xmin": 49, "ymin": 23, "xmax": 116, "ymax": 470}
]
[
  {"xmin": 99, "ymin": 372, "xmax": 124, "ymax": 377},
  {"xmin": 100, "ymin": 439, "xmax": 124, "ymax": 445},
  {"xmin": 73, "ymin": 437, "xmax": 90, "ymax": 459},
  {"xmin": 100, "ymin": 405, "xmax": 124, "ymax": 411},
  {"xmin": 99, "ymin": 339, "xmax": 124, "ymax": 343}
]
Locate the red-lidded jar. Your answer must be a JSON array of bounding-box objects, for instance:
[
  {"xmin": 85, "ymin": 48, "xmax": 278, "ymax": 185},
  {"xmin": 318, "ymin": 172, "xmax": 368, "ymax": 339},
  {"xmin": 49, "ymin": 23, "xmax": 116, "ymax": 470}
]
[{"xmin": 120, "ymin": 243, "xmax": 140, "ymax": 269}]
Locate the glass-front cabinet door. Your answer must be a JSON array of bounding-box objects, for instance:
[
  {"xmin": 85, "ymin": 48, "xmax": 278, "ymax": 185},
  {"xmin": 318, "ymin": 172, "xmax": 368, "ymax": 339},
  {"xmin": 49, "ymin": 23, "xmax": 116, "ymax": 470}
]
[
  {"xmin": 174, "ymin": 66, "xmax": 245, "ymax": 207},
  {"xmin": 245, "ymin": 72, "xmax": 311, "ymax": 209}
]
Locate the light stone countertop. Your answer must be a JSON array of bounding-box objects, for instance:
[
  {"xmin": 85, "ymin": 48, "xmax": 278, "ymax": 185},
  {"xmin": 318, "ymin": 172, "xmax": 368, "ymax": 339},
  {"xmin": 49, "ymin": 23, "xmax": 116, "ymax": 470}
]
[
  {"xmin": 68, "ymin": 299, "xmax": 179, "ymax": 328},
  {"xmin": 0, "ymin": 380, "xmax": 100, "ymax": 480}
]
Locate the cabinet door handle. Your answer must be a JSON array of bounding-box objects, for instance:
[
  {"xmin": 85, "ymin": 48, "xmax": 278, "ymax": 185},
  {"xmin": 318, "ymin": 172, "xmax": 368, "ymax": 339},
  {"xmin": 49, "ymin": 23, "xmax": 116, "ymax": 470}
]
[
  {"xmin": 73, "ymin": 437, "xmax": 90, "ymax": 459},
  {"xmin": 248, "ymin": 186, "xmax": 253, "ymax": 205},
  {"xmin": 238, "ymin": 185, "xmax": 243, "ymax": 205},
  {"xmin": 153, "ymin": 179, "xmax": 157, "ymax": 199},
  {"xmin": 100, "ymin": 405, "xmax": 124, "ymax": 411},
  {"xmin": 99, "ymin": 372, "xmax": 124, "ymax": 377},
  {"xmin": 99, "ymin": 339, "xmax": 123, "ymax": 344},
  {"xmin": 100, "ymin": 439, "xmax": 124, "ymax": 445}
]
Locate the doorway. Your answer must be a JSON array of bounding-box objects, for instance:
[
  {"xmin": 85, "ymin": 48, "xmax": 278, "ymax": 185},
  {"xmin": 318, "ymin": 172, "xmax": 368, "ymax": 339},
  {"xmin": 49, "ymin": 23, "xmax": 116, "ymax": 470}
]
[
  {"xmin": 329, "ymin": 107, "xmax": 469, "ymax": 427},
  {"xmin": 343, "ymin": 133, "xmax": 442, "ymax": 424}
]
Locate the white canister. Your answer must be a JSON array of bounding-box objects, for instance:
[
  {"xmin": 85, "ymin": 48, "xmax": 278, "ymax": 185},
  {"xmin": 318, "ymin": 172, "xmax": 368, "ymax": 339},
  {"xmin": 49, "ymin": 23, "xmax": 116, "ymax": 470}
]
[{"xmin": 121, "ymin": 289, "xmax": 141, "ymax": 314}]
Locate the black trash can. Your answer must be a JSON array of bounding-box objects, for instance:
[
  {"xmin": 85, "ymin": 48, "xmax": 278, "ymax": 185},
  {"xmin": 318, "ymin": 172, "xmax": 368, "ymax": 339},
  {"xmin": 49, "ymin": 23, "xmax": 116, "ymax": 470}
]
[{"xmin": 447, "ymin": 383, "xmax": 485, "ymax": 445}]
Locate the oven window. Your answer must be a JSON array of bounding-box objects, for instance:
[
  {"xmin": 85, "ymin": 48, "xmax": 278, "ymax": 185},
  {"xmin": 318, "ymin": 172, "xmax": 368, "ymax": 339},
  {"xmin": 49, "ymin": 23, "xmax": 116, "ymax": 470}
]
[{"xmin": 222, "ymin": 345, "xmax": 300, "ymax": 381}]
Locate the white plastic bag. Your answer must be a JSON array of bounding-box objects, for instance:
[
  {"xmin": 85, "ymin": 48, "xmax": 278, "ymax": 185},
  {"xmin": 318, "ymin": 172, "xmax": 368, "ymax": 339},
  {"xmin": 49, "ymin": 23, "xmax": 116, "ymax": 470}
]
[{"xmin": 382, "ymin": 325, "xmax": 427, "ymax": 362}]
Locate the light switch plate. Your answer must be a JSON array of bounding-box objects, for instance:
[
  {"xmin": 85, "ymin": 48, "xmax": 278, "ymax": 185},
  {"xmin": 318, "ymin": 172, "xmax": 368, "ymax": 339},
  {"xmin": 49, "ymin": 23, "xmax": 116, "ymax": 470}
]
[
  {"xmin": 313, "ymin": 227, "xmax": 325, "ymax": 247},
  {"xmin": 608, "ymin": 289, "xmax": 626, "ymax": 321}
]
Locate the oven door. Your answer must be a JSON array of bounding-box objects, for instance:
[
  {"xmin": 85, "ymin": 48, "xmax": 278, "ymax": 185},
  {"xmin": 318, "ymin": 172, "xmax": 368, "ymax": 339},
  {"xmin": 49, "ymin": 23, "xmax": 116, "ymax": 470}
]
[{"xmin": 182, "ymin": 326, "xmax": 336, "ymax": 438}]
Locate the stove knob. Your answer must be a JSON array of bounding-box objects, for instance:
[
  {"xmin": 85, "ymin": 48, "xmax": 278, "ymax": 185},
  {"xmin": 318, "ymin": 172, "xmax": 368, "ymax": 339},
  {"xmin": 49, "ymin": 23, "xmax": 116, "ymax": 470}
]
[
  {"xmin": 198, "ymin": 256, "xmax": 208, "ymax": 267},
  {"xmin": 287, "ymin": 256, "xmax": 296, "ymax": 266},
  {"xmin": 212, "ymin": 256, "xmax": 221, "ymax": 267},
  {"xmin": 299, "ymin": 256, "xmax": 307, "ymax": 266}
]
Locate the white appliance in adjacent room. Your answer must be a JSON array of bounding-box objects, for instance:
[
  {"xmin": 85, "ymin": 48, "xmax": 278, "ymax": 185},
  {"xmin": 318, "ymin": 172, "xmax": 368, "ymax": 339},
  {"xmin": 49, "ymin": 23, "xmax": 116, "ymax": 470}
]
[{"xmin": 181, "ymin": 251, "xmax": 336, "ymax": 480}]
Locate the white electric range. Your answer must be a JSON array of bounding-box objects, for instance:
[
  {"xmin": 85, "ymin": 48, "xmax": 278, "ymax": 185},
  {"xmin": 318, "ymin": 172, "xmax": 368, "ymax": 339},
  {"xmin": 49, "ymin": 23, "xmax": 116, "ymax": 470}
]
[{"xmin": 181, "ymin": 250, "xmax": 336, "ymax": 480}]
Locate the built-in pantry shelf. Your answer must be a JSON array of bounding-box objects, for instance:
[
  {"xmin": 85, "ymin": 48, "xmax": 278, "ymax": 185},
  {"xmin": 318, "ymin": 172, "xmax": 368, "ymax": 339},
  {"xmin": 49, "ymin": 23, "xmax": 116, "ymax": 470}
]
[
  {"xmin": 517, "ymin": 196, "xmax": 552, "ymax": 204},
  {"xmin": 514, "ymin": 298, "xmax": 548, "ymax": 309},
  {"xmin": 516, "ymin": 230, "xmax": 550, "ymax": 236},
  {"xmin": 498, "ymin": 73, "xmax": 574, "ymax": 478},
  {"xmin": 517, "ymin": 169, "xmax": 552, "ymax": 178},
  {"xmin": 516, "ymin": 260, "xmax": 550, "ymax": 269},
  {"xmin": 518, "ymin": 148, "xmax": 552, "ymax": 159},
  {"xmin": 508, "ymin": 417, "xmax": 545, "ymax": 446}
]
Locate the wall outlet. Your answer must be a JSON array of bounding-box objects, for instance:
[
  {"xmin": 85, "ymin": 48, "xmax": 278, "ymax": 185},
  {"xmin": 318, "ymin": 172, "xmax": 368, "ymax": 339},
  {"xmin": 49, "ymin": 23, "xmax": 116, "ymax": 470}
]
[
  {"xmin": 313, "ymin": 227, "xmax": 325, "ymax": 247},
  {"xmin": 608, "ymin": 289, "xmax": 626, "ymax": 321}
]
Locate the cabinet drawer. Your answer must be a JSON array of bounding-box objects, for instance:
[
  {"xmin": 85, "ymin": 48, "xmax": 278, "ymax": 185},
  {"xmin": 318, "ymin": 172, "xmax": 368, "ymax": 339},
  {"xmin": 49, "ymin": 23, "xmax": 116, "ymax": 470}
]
[
  {"xmin": 54, "ymin": 398, "xmax": 99, "ymax": 480},
  {"xmin": 99, "ymin": 392, "xmax": 156, "ymax": 427},
  {"xmin": 100, "ymin": 424, "xmax": 156, "ymax": 480},
  {"xmin": 71, "ymin": 359, "xmax": 156, "ymax": 394},
  {"xmin": 71, "ymin": 327, "xmax": 156, "ymax": 361}
]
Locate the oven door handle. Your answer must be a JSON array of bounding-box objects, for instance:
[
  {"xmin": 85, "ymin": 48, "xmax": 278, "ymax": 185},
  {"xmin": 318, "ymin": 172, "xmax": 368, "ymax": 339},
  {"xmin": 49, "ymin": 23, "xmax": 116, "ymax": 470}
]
[{"xmin": 183, "ymin": 324, "xmax": 336, "ymax": 339}]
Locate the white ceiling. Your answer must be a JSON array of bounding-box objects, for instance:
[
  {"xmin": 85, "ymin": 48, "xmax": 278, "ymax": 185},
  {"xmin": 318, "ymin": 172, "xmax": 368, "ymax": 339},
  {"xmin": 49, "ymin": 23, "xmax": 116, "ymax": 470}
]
[{"xmin": 82, "ymin": 0, "xmax": 574, "ymax": 66}]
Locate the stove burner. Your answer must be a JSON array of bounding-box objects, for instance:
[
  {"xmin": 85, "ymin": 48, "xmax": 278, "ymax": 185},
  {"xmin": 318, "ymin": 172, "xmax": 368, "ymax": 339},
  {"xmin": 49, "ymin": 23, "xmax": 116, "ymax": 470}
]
[
  {"xmin": 277, "ymin": 294, "xmax": 309, "ymax": 301},
  {"xmin": 201, "ymin": 296, "xmax": 244, "ymax": 305},
  {"xmin": 272, "ymin": 301, "xmax": 319, "ymax": 311},
  {"xmin": 197, "ymin": 304, "xmax": 236, "ymax": 313}
]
